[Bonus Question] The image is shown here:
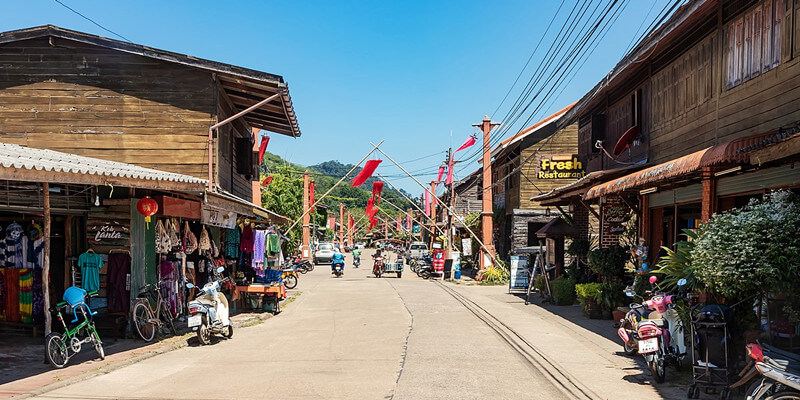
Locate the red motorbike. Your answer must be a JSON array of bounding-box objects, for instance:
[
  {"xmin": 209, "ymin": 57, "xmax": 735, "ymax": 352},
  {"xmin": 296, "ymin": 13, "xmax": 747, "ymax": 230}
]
[{"xmin": 373, "ymin": 254, "xmax": 384, "ymax": 278}]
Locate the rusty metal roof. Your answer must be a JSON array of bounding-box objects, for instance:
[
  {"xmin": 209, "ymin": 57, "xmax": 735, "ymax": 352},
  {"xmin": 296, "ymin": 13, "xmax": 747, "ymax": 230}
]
[
  {"xmin": 535, "ymin": 217, "xmax": 578, "ymax": 238},
  {"xmin": 0, "ymin": 142, "xmax": 207, "ymax": 187},
  {"xmin": 700, "ymin": 131, "xmax": 777, "ymax": 166}
]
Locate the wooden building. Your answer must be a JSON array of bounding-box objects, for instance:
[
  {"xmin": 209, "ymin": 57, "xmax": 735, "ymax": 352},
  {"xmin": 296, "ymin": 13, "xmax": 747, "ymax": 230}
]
[{"xmin": 536, "ymin": 0, "xmax": 800, "ymax": 259}]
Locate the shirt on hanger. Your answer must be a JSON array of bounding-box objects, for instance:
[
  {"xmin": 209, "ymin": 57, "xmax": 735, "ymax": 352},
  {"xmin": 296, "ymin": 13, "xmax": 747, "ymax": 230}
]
[{"xmin": 78, "ymin": 252, "xmax": 103, "ymax": 292}]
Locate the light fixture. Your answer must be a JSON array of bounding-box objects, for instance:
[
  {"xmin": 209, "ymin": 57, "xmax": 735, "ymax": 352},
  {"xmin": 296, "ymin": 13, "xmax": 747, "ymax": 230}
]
[
  {"xmin": 94, "ymin": 195, "xmax": 101, "ymax": 206},
  {"xmin": 545, "ymin": 207, "xmax": 551, "ymax": 217},
  {"xmin": 715, "ymin": 166, "xmax": 742, "ymax": 177},
  {"xmin": 639, "ymin": 187, "xmax": 658, "ymax": 195}
]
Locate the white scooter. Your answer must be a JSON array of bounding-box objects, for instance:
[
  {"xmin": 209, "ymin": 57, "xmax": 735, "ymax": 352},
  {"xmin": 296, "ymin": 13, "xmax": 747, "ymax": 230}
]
[{"xmin": 186, "ymin": 267, "xmax": 232, "ymax": 345}]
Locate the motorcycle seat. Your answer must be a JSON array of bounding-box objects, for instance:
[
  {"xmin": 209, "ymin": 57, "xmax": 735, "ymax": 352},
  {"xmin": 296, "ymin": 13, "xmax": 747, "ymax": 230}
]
[
  {"xmin": 765, "ymin": 356, "xmax": 800, "ymax": 375},
  {"xmin": 641, "ymin": 319, "xmax": 665, "ymax": 327}
]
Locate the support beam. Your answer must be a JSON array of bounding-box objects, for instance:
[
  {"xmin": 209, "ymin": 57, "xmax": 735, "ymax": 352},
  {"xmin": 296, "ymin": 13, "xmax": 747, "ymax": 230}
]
[
  {"xmin": 472, "ymin": 115, "xmax": 500, "ymax": 272},
  {"xmin": 301, "ymin": 172, "xmax": 311, "ymax": 260},
  {"xmin": 43, "ymin": 182, "xmax": 52, "ymax": 336}
]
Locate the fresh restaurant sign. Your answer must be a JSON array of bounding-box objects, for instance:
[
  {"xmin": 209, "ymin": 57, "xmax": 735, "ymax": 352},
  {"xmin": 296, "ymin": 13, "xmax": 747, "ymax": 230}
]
[{"xmin": 538, "ymin": 155, "xmax": 585, "ymax": 179}]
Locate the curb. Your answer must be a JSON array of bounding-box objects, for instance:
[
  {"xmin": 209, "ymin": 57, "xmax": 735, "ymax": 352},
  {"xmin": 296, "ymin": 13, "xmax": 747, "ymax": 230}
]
[{"xmin": 15, "ymin": 292, "xmax": 300, "ymax": 399}]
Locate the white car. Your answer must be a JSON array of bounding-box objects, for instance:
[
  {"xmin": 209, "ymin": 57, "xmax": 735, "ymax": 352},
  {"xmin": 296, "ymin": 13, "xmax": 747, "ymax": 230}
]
[{"xmin": 313, "ymin": 243, "xmax": 335, "ymax": 264}]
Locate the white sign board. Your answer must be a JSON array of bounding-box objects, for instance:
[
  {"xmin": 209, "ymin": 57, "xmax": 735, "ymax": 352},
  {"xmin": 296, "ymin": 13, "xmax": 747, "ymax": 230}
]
[
  {"xmin": 202, "ymin": 207, "xmax": 237, "ymax": 229},
  {"xmin": 461, "ymin": 238, "xmax": 472, "ymax": 256},
  {"xmin": 509, "ymin": 255, "xmax": 529, "ymax": 291}
]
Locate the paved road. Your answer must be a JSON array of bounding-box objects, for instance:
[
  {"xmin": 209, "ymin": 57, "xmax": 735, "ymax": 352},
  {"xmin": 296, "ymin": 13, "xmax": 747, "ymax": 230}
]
[{"xmin": 32, "ymin": 249, "xmax": 565, "ymax": 400}]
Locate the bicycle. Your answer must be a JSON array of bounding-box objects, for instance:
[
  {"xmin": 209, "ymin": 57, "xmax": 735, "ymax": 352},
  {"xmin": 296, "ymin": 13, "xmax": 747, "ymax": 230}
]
[
  {"xmin": 45, "ymin": 287, "xmax": 104, "ymax": 368},
  {"xmin": 132, "ymin": 279, "xmax": 177, "ymax": 342}
]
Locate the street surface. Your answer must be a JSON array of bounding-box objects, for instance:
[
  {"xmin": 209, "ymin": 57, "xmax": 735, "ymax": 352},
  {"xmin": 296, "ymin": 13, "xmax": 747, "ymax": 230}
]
[{"xmin": 29, "ymin": 248, "xmax": 683, "ymax": 400}]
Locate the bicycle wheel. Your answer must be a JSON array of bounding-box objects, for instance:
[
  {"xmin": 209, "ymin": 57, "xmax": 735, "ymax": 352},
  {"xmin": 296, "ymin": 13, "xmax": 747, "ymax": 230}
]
[
  {"xmin": 284, "ymin": 274, "xmax": 297, "ymax": 289},
  {"xmin": 159, "ymin": 303, "xmax": 177, "ymax": 336},
  {"xmin": 45, "ymin": 332, "xmax": 69, "ymax": 368},
  {"xmin": 132, "ymin": 301, "xmax": 156, "ymax": 342},
  {"xmin": 90, "ymin": 326, "xmax": 105, "ymax": 360}
]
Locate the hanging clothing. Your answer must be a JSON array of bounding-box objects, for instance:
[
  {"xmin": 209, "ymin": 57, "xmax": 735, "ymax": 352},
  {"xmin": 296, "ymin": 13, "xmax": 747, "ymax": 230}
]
[
  {"xmin": 4, "ymin": 268, "xmax": 20, "ymax": 322},
  {"xmin": 199, "ymin": 227, "xmax": 211, "ymax": 251},
  {"xmin": 184, "ymin": 222, "xmax": 198, "ymax": 254},
  {"xmin": 240, "ymin": 225, "xmax": 254, "ymax": 253},
  {"xmin": 78, "ymin": 251, "xmax": 103, "ymax": 292},
  {"xmin": 225, "ymin": 228, "xmax": 241, "ymax": 258},
  {"xmin": 160, "ymin": 260, "xmax": 178, "ymax": 316},
  {"xmin": 19, "ymin": 269, "xmax": 32, "ymax": 324},
  {"xmin": 32, "ymin": 269, "xmax": 43, "ymax": 324},
  {"xmin": 23, "ymin": 237, "xmax": 44, "ymax": 269},
  {"xmin": 251, "ymin": 230, "xmax": 267, "ymax": 271},
  {"xmin": 267, "ymin": 234, "xmax": 280, "ymax": 256},
  {"xmin": 167, "ymin": 220, "xmax": 181, "ymax": 249},
  {"xmin": 5, "ymin": 222, "xmax": 24, "ymax": 268},
  {"xmin": 155, "ymin": 220, "xmax": 170, "ymax": 253},
  {"xmin": 0, "ymin": 269, "xmax": 5, "ymax": 320},
  {"xmin": 107, "ymin": 253, "xmax": 131, "ymax": 314}
]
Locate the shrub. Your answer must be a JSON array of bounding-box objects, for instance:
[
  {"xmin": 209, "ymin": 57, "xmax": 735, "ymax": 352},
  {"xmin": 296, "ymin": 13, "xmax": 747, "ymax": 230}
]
[
  {"xmin": 692, "ymin": 191, "xmax": 800, "ymax": 299},
  {"xmin": 534, "ymin": 274, "xmax": 547, "ymax": 292},
  {"xmin": 597, "ymin": 282, "xmax": 627, "ymax": 312},
  {"xmin": 481, "ymin": 264, "xmax": 509, "ymax": 285},
  {"xmin": 654, "ymin": 229, "xmax": 700, "ymax": 291},
  {"xmin": 575, "ymin": 283, "xmax": 603, "ymax": 307},
  {"xmin": 551, "ymin": 278, "xmax": 576, "ymax": 306},
  {"xmin": 588, "ymin": 245, "xmax": 629, "ymax": 282},
  {"xmin": 567, "ymin": 239, "xmax": 591, "ymax": 258}
]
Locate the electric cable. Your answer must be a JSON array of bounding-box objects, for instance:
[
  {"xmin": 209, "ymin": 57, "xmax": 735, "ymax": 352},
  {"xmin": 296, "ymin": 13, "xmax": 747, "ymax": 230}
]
[{"xmin": 53, "ymin": 0, "xmax": 132, "ymax": 42}]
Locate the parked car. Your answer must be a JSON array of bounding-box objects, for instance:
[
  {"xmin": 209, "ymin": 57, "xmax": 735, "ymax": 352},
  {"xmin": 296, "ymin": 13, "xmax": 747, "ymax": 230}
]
[
  {"xmin": 407, "ymin": 241, "xmax": 429, "ymax": 263},
  {"xmin": 313, "ymin": 242, "xmax": 335, "ymax": 265}
]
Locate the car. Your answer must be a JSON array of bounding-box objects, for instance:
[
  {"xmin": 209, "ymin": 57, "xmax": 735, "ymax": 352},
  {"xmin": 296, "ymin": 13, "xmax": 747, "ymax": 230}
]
[{"xmin": 313, "ymin": 242, "xmax": 336, "ymax": 265}]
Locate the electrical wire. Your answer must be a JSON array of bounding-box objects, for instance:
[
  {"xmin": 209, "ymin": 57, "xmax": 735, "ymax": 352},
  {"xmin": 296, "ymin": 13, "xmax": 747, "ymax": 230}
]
[{"xmin": 53, "ymin": 0, "xmax": 132, "ymax": 42}]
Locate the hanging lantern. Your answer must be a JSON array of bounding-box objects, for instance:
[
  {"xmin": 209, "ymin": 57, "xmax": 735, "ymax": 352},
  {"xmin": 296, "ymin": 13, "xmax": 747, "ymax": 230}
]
[{"xmin": 136, "ymin": 196, "xmax": 158, "ymax": 223}]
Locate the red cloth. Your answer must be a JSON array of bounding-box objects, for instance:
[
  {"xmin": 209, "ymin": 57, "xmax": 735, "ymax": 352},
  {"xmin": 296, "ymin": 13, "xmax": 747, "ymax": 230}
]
[
  {"xmin": 258, "ymin": 135, "xmax": 270, "ymax": 164},
  {"xmin": 4, "ymin": 269, "xmax": 21, "ymax": 322},
  {"xmin": 367, "ymin": 207, "xmax": 378, "ymax": 219},
  {"xmin": 445, "ymin": 156, "xmax": 455, "ymax": 185},
  {"xmin": 396, "ymin": 217, "xmax": 401, "ymax": 231},
  {"xmin": 424, "ymin": 190, "xmax": 430, "ymax": 216},
  {"xmin": 328, "ymin": 217, "xmax": 336, "ymax": 230},
  {"xmin": 456, "ymin": 135, "xmax": 477, "ymax": 152},
  {"xmin": 351, "ymin": 160, "xmax": 382, "ymax": 187},
  {"xmin": 372, "ymin": 181, "xmax": 384, "ymax": 205},
  {"xmin": 366, "ymin": 198, "xmax": 374, "ymax": 214},
  {"xmin": 437, "ymin": 165, "xmax": 445, "ymax": 182},
  {"xmin": 240, "ymin": 225, "xmax": 254, "ymax": 252},
  {"xmin": 309, "ymin": 181, "xmax": 315, "ymax": 213},
  {"xmin": 406, "ymin": 214, "xmax": 411, "ymax": 229},
  {"xmin": 349, "ymin": 216, "xmax": 354, "ymax": 231}
]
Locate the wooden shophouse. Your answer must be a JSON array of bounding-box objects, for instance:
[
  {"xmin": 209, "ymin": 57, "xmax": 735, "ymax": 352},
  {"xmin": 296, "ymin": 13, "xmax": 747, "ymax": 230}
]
[{"xmin": 536, "ymin": 0, "xmax": 800, "ymax": 259}]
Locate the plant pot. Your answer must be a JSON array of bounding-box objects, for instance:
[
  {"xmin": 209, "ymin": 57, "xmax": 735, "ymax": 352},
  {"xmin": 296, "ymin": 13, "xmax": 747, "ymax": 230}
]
[
  {"xmin": 612, "ymin": 309, "xmax": 627, "ymax": 322},
  {"xmin": 582, "ymin": 299, "xmax": 604, "ymax": 319}
]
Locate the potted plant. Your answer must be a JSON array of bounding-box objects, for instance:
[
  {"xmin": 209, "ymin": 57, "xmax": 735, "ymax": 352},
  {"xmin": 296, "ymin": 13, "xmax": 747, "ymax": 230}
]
[
  {"xmin": 551, "ymin": 277, "xmax": 576, "ymax": 306},
  {"xmin": 587, "ymin": 245, "xmax": 628, "ymax": 283},
  {"xmin": 575, "ymin": 283, "xmax": 603, "ymax": 319}
]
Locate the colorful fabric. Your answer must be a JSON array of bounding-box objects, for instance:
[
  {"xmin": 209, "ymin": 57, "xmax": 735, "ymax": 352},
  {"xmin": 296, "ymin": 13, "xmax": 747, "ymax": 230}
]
[
  {"xmin": 225, "ymin": 228, "xmax": 241, "ymax": 258},
  {"xmin": 350, "ymin": 159, "xmax": 382, "ymax": 187},
  {"xmin": 240, "ymin": 225, "xmax": 254, "ymax": 253},
  {"xmin": 155, "ymin": 220, "xmax": 170, "ymax": 253},
  {"xmin": 267, "ymin": 234, "xmax": 280, "ymax": 256},
  {"xmin": 4, "ymin": 268, "xmax": 20, "ymax": 322},
  {"xmin": 78, "ymin": 252, "xmax": 103, "ymax": 292},
  {"xmin": 19, "ymin": 269, "xmax": 32, "ymax": 324},
  {"xmin": 0, "ymin": 269, "xmax": 5, "ymax": 320},
  {"xmin": 251, "ymin": 230, "xmax": 266, "ymax": 271},
  {"xmin": 160, "ymin": 260, "xmax": 178, "ymax": 316},
  {"xmin": 183, "ymin": 222, "xmax": 198, "ymax": 254},
  {"xmin": 32, "ymin": 269, "xmax": 43, "ymax": 324}
]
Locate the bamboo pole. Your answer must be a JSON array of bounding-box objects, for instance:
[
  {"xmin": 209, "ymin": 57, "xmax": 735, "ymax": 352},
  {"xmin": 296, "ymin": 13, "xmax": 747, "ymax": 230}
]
[
  {"xmin": 43, "ymin": 182, "xmax": 52, "ymax": 336},
  {"xmin": 376, "ymin": 173, "xmax": 446, "ymax": 238}
]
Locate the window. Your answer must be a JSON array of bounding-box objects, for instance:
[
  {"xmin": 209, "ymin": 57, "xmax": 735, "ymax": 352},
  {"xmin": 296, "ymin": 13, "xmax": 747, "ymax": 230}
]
[{"xmin": 725, "ymin": 0, "xmax": 784, "ymax": 89}]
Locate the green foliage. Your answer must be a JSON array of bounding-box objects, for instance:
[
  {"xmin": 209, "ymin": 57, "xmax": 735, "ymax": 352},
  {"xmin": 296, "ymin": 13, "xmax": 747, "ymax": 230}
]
[
  {"xmin": 261, "ymin": 163, "xmax": 303, "ymax": 245},
  {"xmin": 566, "ymin": 239, "xmax": 591, "ymax": 257},
  {"xmin": 587, "ymin": 245, "xmax": 629, "ymax": 282},
  {"xmin": 534, "ymin": 274, "xmax": 547, "ymax": 292},
  {"xmin": 575, "ymin": 283, "xmax": 603, "ymax": 307},
  {"xmin": 481, "ymin": 264, "xmax": 510, "ymax": 285},
  {"xmin": 597, "ymin": 282, "xmax": 627, "ymax": 312},
  {"xmin": 551, "ymin": 278, "xmax": 577, "ymax": 306},
  {"xmin": 692, "ymin": 191, "xmax": 800, "ymax": 299},
  {"xmin": 654, "ymin": 228, "xmax": 700, "ymax": 291}
]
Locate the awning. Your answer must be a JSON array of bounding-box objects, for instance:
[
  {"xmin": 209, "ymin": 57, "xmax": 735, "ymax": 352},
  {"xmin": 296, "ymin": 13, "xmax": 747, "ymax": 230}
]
[
  {"xmin": 532, "ymin": 163, "xmax": 646, "ymax": 205},
  {"xmin": 206, "ymin": 190, "xmax": 290, "ymax": 225},
  {"xmin": 535, "ymin": 217, "xmax": 578, "ymax": 238}
]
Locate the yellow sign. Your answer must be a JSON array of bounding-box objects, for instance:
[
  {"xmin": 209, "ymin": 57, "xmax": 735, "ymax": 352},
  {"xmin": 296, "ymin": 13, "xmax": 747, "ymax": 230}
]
[{"xmin": 538, "ymin": 155, "xmax": 585, "ymax": 179}]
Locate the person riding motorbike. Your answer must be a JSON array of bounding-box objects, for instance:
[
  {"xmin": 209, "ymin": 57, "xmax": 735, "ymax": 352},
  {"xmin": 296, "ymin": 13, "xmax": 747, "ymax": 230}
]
[
  {"xmin": 352, "ymin": 248, "xmax": 361, "ymax": 266},
  {"xmin": 331, "ymin": 249, "xmax": 345, "ymax": 276}
]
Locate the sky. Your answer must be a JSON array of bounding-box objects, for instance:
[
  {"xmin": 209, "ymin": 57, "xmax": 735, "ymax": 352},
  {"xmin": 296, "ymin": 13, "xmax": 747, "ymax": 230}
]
[{"xmin": 2, "ymin": 0, "xmax": 670, "ymax": 194}]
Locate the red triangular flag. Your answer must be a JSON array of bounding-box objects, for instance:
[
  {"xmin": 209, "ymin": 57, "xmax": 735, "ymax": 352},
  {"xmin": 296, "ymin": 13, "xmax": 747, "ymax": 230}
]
[
  {"xmin": 456, "ymin": 135, "xmax": 477, "ymax": 152},
  {"xmin": 349, "ymin": 216, "xmax": 354, "ymax": 231},
  {"xmin": 365, "ymin": 198, "xmax": 374, "ymax": 214},
  {"xmin": 258, "ymin": 135, "xmax": 270, "ymax": 164},
  {"xmin": 424, "ymin": 190, "xmax": 430, "ymax": 216},
  {"xmin": 261, "ymin": 176, "xmax": 273, "ymax": 187},
  {"xmin": 406, "ymin": 213, "xmax": 411, "ymax": 229},
  {"xmin": 351, "ymin": 159, "xmax": 382, "ymax": 187},
  {"xmin": 372, "ymin": 181, "xmax": 384, "ymax": 205},
  {"xmin": 445, "ymin": 155, "xmax": 455, "ymax": 185},
  {"xmin": 309, "ymin": 181, "xmax": 316, "ymax": 213},
  {"xmin": 436, "ymin": 165, "xmax": 445, "ymax": 182}
]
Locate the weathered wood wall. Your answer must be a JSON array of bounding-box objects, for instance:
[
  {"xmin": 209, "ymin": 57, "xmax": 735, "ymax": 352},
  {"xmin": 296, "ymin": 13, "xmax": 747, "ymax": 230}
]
[
  {"xmin": 0, "ymin": 36, "xmax": 215, "ymax": 180},
  {"xmin": 518, "ymin": 123, "xmax": 579, "ymax": 210},
  {"xmin": 216, "ymin": 87, "xmax": 255, "ymax": 200}
]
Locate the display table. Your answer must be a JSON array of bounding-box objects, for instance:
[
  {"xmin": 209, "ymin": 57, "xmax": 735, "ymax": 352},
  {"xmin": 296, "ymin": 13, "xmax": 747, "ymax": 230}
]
[{"xmin": 231, "ymin": 284, "xmax": 285, "ymax": 313}]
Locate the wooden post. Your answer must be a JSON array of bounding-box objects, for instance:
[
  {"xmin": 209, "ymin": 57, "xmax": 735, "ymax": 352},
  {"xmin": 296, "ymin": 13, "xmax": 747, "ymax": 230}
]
[
  {"xmin": 430, "ymin": 181, "xmax": 438, "ymax": 249},
  {"xmin": 474, "ymin": 115, "xmax": 500, "ymax": 272},
  {"xmin": 339, "ymin": 203, "xmax": 345, "ymax": 247},
  {"xmin": 43, "ymin": 182, "xmax": 52, "ymax": 336},
  {"xmin": 301, "ymin": 172, "xmax": 311, "ymax": 260},
  {"xmin": 448, "ymin": 148, "xmax": 456, "ymax": 279}
]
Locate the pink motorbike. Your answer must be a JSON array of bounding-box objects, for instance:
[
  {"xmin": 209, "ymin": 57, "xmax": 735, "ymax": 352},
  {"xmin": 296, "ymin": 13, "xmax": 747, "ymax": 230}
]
[{"xmin": 618, "ymin": 276, "xmax": 688, "ymax": 383}]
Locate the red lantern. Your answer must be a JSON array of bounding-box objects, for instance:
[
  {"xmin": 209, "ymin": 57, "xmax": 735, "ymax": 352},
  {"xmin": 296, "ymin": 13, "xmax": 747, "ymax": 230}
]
[{"xmin": 136, "ymin": 196, "xmax": 158, "ymax": 223}]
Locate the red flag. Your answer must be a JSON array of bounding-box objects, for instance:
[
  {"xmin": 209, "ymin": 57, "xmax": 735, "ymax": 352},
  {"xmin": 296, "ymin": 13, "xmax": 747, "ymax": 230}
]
[
  {"xmin": 424, "ymin": 190, "xmax": 430, "ymax": 216},
  {"xmin": 328, "ymin": 217, "xmax": 336, "ymax": 230},
  {"xmin": 456, "ymin": 134, "xmax": 477, "ymax": 152},
  {"xmin": 349, "ymin": 216, "xmax": 354, "ymax": 231},
  {"xmin": 261, "ymin": 176, "xmax": 273, "ymax": 187},
  {"xmin": 258, "ymin": 135, "xmax": 270, "ymax": 164},
  {"xmin": 309, "ymin": 181, "xmax": 316, "ymax": 213},
  {"xmin": 351, "ymin": 159, "xmax": 382, "ymax": 187},
  {"xmin": 445, "ymin": 155, "xmax": 455, "ymax": 185},
  {"xmin": 368, "ymin": 217, "xmax": 377, "ymax": 230},
  {"xmin": 406, "ymin": 213, "xmax": 411, "ymax": 229},
  {"xmin": 372, "ymin": 181, "xmax": 384, "ymax": 205},
  {"xmin": 436, "ymin": 165, "xmax": 445, "ymax": 182},
  {"xmin": 367, "ymin": 207, "xmax": 378, "ymax": 219},
  {"xmin": 366, "ymin": 198, "xmax": 374, "ymax": 214},
  {"xmin": 396, "ymin": 217, "xmax": 401, "ymax": 231}
]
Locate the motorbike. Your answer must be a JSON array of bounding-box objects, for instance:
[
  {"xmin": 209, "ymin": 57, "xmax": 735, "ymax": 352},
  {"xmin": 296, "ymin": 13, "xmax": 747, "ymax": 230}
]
[
  {"xmin": 186, "ymin": 266, "xmax": 232, "ymax": 345},
  {"xmin": 731, "ymin": 342, "xmax": 800, "ymax": 399},
  {"xmin": 288, "ymin": 255, "xmax": 312, "ymax": 274},
  {"xmin": 353, "ymin": 256, "xmax": 361, "ymax": 268},
  {"xmin": 332, "ymin": 262, "xmax": 344, "ymax": 278},
  {"xmin": 281, "ymin": 267, "xmax": 298, "ymax": 289},
  {"xmin": 619, "ymin": 276, "xmax": 688, "ymax": 384},
  {"xmin": 373, "ymin": 254, "xmax": 384, "ymax": 278}
]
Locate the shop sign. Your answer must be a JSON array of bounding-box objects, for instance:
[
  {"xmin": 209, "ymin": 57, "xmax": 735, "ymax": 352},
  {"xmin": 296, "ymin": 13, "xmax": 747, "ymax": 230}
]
[
  {"xmin": 602, "ymin": 196, "xmax": 631, "ymax": 234},
  {"xmin": 201, "ymin": 207, "xmax": 237, "ymax": 229},
  {"xmin": 538, "ymin": 154, "xmax": 586, "ymax": 179},
  {"xmin": 93, "ymin": 223, "xmax": 125, "ymax": 242},
  {"xmin": 509, "ymin": 255, "xmax": 529, "ymax": 290},
  {"xmin": 461, "ymin": 238, "xmax": 472, "ymax": 256}
]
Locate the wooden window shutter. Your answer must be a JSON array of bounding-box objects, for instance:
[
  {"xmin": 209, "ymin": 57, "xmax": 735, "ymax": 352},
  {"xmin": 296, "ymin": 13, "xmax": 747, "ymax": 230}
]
[{"xmin": 235, "ymin": 137, "xmax": 253, "ymax": 175}]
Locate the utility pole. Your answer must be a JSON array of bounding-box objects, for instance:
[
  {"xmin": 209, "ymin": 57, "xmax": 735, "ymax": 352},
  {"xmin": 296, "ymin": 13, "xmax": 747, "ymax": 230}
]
[
  {"xmin": 473, "ymin": 115, "xmax": 500, "ymax": 272},
  {"xmin": 447, "ymin": 148, "xmax": 456, "ymax": 279},
  {"xmin": 429, "ymin": 180, "xmax": 438, "ymax": 249},
  {"xmin": 347, "ymin": 211, "xmax": 353, "ymax": 247},
  {"xmin": 301, "ymin": 172, "xmax": 311, "ymax": 260},
  {"xmin": 339, "ymin": 203, "xmax": 345, "ymax": 248}
]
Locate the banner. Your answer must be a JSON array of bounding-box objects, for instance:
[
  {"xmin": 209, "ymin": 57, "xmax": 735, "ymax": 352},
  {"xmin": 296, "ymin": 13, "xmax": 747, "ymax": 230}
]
[
  {"xmin": 202, "ymin": 207, "xmax": 237, "ymax": 229},
  {"xmin": 328, "ymin": 217, "xmax": 336, "ymax": 230}
]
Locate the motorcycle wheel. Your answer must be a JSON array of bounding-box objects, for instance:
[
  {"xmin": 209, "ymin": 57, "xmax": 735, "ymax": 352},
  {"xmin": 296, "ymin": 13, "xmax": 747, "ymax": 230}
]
[
  {"xmin": 623, "ymin": 340, "xmax": 637, "ymax": 355},
  {"xmin": 197, "ymin": 318, "xmax": 211, "ymax": 345},
  {"xmin": 306, "ymin": 263, "xmax": 314, "ymax": 272},
  {"xmin": 45, "ymin": 332, "xmax": 69, "ymax": 368},
  {"xmin": 223, "ymin": 325, "xmax": 234, "ymax": 339},
  {"xmin": 421, "ymin": 270, "xmax": 431, "ymax": 279},
  {"xmin": 284, "ymin": 274, "xmax": 298, "ymax": 289},
  {"xmin": 648, "ymin": 351, "xmax": 666, "ymax": 383},
  {"xmin": 298, "ymin": 266, "xmax": 308, "ymax": 274},
  {"xmin": 397, "ymin": 271, "xmax": 402, "ymax": 279},
  {"xmin": 765, "ymin": 391, "xmax": 800, "ymax": 399}
]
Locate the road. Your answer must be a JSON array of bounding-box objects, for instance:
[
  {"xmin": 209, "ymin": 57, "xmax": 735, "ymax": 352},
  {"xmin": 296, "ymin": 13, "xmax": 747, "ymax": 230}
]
[{"xmin": 31, "ymin": 248, "xmax": 568, "ymax": 400}]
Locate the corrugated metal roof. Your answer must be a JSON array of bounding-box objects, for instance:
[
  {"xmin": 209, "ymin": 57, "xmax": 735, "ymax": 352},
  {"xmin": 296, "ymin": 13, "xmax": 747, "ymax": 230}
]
[
  {"xmin": 700, "ymin": 131, "xmax": 777, "ymax": 166},
  {"xmin": 0, "ymin": 142, "xmax": 207, "ymax": 185},
  {"xmin": 492, "ymin": 102, "xmax": 576, "ymax": 157}
]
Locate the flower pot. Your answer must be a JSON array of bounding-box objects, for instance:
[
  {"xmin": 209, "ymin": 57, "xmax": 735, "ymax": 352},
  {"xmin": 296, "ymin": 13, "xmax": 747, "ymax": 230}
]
[{"xmin": 582, "ymin": 299, "xmax": 604, "ymax": 319}]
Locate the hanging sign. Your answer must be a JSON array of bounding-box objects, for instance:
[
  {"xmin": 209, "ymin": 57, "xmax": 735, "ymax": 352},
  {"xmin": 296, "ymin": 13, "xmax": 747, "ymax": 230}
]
[
  {"xmin": 202, "ymin": 207, "xmax": 237, "ymax": 229},
  {"xmin": 537, "ymin": 154, "xmax": 585, "ymax": 179},
  {"xmin": 93, "ymin": 222, "xmax": 125, "ymax": 242}
]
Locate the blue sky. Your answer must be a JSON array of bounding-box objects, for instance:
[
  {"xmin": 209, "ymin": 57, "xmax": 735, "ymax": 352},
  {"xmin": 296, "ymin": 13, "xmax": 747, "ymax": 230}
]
[{"xmin": 2, "ymin": 0, "xmax": 667, "ymax": 194}]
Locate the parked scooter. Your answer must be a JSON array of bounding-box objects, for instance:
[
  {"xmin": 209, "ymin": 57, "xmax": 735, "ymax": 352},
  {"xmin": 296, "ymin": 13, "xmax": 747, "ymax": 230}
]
[
  {"xmin": 186, "ymin": 266, "xmax": 232, "ymax": 345},
  {"xmin": 620, "ymin": 276, "xmax": 688, "ymax": 383},
  {"xmin": 730, "ymin": 342, "xmax": 800, "ymax": 399},
  {"xmin": 281, "ymin": 267, "xmax": 298, "ymax": 289}
]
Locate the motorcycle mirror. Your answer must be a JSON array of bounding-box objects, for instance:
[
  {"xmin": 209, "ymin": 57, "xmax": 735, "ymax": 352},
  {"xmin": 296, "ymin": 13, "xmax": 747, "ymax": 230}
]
[
  {"xmin": 623, "ymin": 286, "xmax": 636, "ymax": 297},
  {"xmin": 185, "ymin": 283, "xmax": 195, "ymax": 289},
  {"xmin": 649, "ymin": 276, "xmax": 658, "ymax": 285},
  {"xmin": 676, "ymin": 278, "xmax": 687, "ymax": 287},
  {"xmin": 217, "ymin": 266, "xmax": 225, "ymax": 273}
]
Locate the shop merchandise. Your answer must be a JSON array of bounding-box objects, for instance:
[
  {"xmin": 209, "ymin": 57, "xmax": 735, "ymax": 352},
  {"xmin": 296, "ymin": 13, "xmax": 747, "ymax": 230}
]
[
  {"xmin": 167, "ymin": 219, "xmax": 181, "ymax": 249},
  {"xmin": 184, "ymin": 221, "xmax": 198, "ymax": 254},
  {"xmin": 155, "ymin": 220, "xmax": 170, "ymax": 253},
  {"xmin": 160, "ymin": 257, "xmax": 179, "ymax": 316},
  {"xmin": 0, "ymin": 222, "xmax": 25, "ymax": 268},
  {"xmin": 19, "ymin": 269, "xmax": 32, "ymax": 323},
  {"xmin": 107, "ymin": 253, "xmax": 131, "ymax": 314},
  {"xmin": 199, "ymin": 227, "xmax": 211, "ymax": 252},
  {"xmin": 225, "ymin": 228, "xmax": 241, "ymax": 258},
  {"xmin": 3, "ymin": 268, "xmax": 20, "ymax": 321},
  {"xmin": 240, "ymin": 225, "xmax": 254, "ymax": 253},
  {"xmin": 78, "ymin": 250, "xmax": 103, "ymax": 292},
  {"xmin": 32, "ymin": 270, "xmax": 43, "ymax": 323},
  {"xmin": 267, "ymin": 233, "xmax": 280, "ymax": 256},
  {"xmin": 252, "ymin": 230, "xmax": 267, "ymax": 272}
]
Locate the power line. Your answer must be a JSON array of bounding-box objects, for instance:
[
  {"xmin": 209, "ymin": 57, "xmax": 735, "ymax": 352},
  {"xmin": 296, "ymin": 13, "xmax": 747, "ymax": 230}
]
[{"xmin": 53, "ymin": 0, "xmax": 132, "ymax": 43}]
